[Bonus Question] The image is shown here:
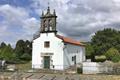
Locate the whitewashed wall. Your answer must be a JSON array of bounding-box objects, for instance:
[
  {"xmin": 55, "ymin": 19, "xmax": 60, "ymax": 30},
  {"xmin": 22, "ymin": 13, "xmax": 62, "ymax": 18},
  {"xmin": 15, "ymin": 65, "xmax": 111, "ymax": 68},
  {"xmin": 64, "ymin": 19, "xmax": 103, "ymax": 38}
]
[
  {"xmin": 83, "ymin": 62, "xmax": 101, "ymax": 74},
  {"xmin": 63, "ymin": 44, "xmax": 85, "ymax": 69},
  {"xmin": 32, "ymin": 33, "xmax": 64, "ymax": 70},
  {"xmin": 83, "ymin": 62, "xmax": 115, "ymax": 74},
  {"xmin": 32, "ymin": 33, "xmax": 85, "ymax": 70}
]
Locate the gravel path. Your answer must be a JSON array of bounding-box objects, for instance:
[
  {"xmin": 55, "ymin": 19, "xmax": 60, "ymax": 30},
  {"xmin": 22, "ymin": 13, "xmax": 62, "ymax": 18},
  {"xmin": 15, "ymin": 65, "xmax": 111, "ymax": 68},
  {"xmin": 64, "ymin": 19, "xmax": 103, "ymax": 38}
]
[{"xmin": 0, "ymin": 72, "xmax": 120, "ymax": 80}]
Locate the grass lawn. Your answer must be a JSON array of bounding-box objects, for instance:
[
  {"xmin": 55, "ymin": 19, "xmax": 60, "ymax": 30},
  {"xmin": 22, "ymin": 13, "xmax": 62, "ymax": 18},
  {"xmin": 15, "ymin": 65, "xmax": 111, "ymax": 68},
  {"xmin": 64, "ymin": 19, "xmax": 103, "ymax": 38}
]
[{"xmin": 15, "ymin": 61, "xmax": 32, "ymax": 71}]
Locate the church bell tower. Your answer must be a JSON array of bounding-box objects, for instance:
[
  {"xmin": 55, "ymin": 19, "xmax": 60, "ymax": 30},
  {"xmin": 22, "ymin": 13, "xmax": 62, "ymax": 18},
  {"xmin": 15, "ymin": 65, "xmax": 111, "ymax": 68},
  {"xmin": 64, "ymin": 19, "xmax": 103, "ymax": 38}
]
[{"xmin": 40, "ymin": 6, "xmax": 57, "ymax": 34}]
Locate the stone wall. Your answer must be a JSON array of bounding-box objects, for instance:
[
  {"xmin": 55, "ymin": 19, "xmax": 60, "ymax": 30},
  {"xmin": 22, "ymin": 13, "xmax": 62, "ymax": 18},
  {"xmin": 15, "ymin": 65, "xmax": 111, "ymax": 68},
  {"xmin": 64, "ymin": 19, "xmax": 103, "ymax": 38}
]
[{"xmin": 82, "ymin": 62, "xmax": 120, "ymax": 74}]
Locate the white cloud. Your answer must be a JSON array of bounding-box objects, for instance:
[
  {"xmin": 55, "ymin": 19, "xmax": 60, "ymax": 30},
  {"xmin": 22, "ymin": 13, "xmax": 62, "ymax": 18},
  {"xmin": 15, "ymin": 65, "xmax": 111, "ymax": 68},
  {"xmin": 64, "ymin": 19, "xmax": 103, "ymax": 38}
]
[
  {"xmin": 0, "ymin": 4, "xmax": 39, "ymax": 45},
  {"xmin": 31, "ymin": 0, "xmax": 120, "ymax": 41},
  {"xmin": 1, "ymin": 0, "xmax": 120, "ymax": 46},
  {"xmin": 0, "ymin": 4, "xmax": 29, "ymax": 24},
  {"xmin": 23, "ymin": 17, "xmax": 39, "ymax": 33}
]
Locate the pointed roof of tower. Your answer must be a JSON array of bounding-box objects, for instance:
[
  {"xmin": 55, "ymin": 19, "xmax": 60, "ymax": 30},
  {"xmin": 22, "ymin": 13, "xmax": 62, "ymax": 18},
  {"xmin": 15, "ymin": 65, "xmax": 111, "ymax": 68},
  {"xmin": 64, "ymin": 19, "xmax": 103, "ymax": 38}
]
[{"xmin": 40, "ymin": 4, "xmax": 57, "ymax": 17}]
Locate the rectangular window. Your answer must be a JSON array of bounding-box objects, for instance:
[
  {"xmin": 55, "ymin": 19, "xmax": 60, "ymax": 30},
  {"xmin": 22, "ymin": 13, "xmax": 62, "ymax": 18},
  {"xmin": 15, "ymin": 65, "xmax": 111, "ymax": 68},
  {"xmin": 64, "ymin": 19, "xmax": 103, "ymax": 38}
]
[
  {"xmin": 44, "ymin": 41, "xmax": 50, "ymax": 48},
  {"xmin": 72, "ymin": 56, "xmax": 74, "ymax": 61},
  {"xmin": 72, "ymin": 56, "xmax": 76, "ymax": 61}
]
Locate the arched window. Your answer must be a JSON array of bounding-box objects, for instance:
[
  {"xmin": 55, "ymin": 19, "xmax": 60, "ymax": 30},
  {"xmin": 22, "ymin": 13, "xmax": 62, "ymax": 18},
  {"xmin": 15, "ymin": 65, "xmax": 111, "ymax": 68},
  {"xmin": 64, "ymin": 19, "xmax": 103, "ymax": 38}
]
[
  {"xmin": 44, "ymin": 20, "xmax": 48, "ymax": 31},
  {"xmin": 49, "ymin": 19, "xmax": 52, "ymax": 31}
]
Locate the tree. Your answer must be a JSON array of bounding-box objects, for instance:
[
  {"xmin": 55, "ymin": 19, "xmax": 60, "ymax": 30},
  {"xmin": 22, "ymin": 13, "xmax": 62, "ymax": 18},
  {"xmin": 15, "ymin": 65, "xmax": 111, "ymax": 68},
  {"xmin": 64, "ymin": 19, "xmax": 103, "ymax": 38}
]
[
  {"xmin": 24, "ymin": 40, "xmax": 32, "ymax": 55},
  {"xmin": 0, "ymin": 40, "xmax": 32, "ymax": 63},
  {"xmin": 0, "ymin": 42, "xmax": 7, "ymax": 59},
  {"xmin": 20, "ymin": 53, "xmax": 31, "ymax": 61},
  {"xmin": 14, "ymin": 40, "xmax": 25, "ymax": 59},
  {"xmin": 0, "ymin": 44, "xmax": 16, "ymax": 61},
  {"xmin": 91, "ymin": 28, "xmax": 120, "ymax": 55},
  {"xmin": 14, "ymin": 40, "xmax": 32, "ymax": 61},
  {"xmin": 21, "ymin": 40, "xmax": 32, "ymax": 61},
  {"xmin": 85, "ymin": 42, "xmax": 94, "ymax": 60},
  {"xmin": 105, "ymin": 47, "xmax": 120, "ymax": 62},
  {"xmin": 0, "ymin": 42, "xmax": 7, "ymax": 48}
]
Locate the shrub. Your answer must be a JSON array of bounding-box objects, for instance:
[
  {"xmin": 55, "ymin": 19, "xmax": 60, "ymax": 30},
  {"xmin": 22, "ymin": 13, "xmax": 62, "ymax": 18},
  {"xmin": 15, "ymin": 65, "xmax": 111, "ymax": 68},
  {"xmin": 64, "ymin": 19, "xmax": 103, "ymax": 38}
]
[
  {"xmin": 112, "ymin": 56, "xmax": 120, "ymax": 63},
  {"xmin": 77, "ymin": 67, "xmax": 82, "ymax": 74},
  {"xmin": 95, "ymin": 55, "xmax": 106, "ymax": 62},
  {"xmin": 20, "ymin": 53, "xmax": 31, "ymax": 61},
  {"xmin": 105, "ymin": 47, "xmax": 120, "ymax": 62}
]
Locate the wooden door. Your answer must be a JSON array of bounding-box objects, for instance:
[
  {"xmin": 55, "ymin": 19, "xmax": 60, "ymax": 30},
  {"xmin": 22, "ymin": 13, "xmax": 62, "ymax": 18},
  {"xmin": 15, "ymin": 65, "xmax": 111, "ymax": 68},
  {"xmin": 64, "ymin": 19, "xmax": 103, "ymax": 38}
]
[{"xmin": 44, "ymin": 56, "xmax": 50, "ymax": 69}]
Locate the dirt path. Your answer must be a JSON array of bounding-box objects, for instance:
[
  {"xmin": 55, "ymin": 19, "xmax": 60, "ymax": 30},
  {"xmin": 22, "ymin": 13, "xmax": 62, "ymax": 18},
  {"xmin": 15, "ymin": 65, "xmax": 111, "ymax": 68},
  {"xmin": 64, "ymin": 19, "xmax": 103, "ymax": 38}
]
[{"xmin": 0, "ymin": 72, "xmax": 120, "ymax": 80}]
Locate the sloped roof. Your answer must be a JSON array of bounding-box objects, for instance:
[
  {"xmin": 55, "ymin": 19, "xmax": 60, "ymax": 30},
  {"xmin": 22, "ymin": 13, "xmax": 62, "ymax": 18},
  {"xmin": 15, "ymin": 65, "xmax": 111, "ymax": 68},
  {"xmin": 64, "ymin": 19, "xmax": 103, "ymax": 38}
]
[{"xmin": 56, "ymin": 35, "xmax": 85, "ymax": 46}]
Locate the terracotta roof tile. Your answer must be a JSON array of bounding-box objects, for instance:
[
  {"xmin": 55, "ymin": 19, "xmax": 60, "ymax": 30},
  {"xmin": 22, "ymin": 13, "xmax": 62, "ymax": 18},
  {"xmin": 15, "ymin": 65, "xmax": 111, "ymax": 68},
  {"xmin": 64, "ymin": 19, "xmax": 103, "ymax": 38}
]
[{"xmin": 56, "ymin": 35, "xmax": 85, "ymax": 46}]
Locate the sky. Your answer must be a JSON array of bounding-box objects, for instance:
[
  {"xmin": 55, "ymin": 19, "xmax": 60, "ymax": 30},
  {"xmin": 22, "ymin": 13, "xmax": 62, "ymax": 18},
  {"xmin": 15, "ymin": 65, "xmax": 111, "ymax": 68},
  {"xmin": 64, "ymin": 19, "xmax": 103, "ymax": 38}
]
[{"xmin": 0, "ymin": 0, "xmax": 120, "ymax": 46}]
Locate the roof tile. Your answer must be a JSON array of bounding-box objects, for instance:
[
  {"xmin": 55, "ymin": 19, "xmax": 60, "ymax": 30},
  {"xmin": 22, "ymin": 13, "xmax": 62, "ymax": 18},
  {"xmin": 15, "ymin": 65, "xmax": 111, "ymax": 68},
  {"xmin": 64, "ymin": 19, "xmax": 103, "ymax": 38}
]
[{"xmin": 56, "ymin": 35, "xmax": 85, "ymax": 46}]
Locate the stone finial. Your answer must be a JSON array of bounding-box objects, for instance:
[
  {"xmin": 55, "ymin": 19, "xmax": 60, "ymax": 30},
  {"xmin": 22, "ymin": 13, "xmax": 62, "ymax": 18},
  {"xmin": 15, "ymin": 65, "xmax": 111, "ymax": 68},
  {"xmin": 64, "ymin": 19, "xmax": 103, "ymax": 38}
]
[
  {"xmin": 53, "ymin": 9, "xmax": 56, "ymax": 16},
  {"xmin": 47, "ymin": 6, "xmax": 50, "ymax": 14},
  {"xmin": 42, "ymin": 11, "xmax": 44, "ymax": 16}
]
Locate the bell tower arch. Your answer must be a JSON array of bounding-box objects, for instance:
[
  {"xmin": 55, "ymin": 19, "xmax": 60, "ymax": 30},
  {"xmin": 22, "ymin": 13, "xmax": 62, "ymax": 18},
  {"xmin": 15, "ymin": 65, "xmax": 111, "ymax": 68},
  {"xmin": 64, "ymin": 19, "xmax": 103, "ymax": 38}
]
[{"xmin": 40, "ymin": 6, "xmax": 57, "ymax": 34}]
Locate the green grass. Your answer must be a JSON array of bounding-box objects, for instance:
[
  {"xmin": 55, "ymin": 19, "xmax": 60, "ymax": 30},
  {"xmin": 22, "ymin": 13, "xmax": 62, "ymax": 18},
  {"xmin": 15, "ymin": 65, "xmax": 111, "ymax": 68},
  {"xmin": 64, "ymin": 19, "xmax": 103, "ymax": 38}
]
[{"xmin": 15, "ymin": 61, "xmax": 32, "ymax": 71}]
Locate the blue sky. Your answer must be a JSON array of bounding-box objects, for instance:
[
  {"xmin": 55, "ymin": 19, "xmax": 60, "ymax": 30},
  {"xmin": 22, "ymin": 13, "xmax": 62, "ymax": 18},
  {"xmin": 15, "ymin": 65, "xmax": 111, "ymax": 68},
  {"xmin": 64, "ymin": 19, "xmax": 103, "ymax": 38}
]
[{"xmin": 0, "ymin": 0, "xmax": 120, "ymax": 46}]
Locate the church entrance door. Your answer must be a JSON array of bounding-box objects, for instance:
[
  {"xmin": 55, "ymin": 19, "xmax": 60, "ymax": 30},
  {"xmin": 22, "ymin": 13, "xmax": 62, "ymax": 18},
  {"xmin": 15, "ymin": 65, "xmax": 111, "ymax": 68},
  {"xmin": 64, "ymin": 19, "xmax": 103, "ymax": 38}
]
[{"xmin": 44, "ymin": 56, "xmax": 50, "ymax": 69}]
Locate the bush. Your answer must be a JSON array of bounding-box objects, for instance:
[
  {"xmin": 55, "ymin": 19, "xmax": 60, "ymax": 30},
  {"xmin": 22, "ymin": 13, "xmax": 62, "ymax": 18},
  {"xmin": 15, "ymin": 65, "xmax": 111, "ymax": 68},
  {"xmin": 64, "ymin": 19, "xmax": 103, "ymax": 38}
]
[
  {"xmin": 112, "ymin": 56, "xmax": 120, "ymax": 63},
  {"xmin": 77, "ymin": 67, "xmax": 82, "ymax": 74},
  {"xmin": 105, "ymin": 47, "xmax": 120, "ymax": 62},
  {"xmin": 20, "ymin": 53, "xmax": 31, "ymax": 61},
  {"xmin": 95, "ymin": 55, "xmax": 106, "ymax": 62}
]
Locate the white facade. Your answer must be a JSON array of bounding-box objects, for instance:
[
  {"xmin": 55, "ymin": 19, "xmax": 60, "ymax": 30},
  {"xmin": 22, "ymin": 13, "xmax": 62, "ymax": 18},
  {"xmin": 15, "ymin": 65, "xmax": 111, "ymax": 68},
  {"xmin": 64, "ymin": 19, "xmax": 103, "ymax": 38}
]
[
  {"xmin": 63, "ymin": 44, "xmax": 86, "ymax": 69},
  {"xmin": 32, "ymin": 33, "xmax": 86, "ymax": 70}
]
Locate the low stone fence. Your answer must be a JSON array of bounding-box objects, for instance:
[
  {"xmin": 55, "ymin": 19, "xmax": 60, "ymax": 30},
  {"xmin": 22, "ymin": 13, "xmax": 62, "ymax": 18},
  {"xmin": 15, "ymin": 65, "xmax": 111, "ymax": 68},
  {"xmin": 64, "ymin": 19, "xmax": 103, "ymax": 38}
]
[
  {"xmin": 83, "ymin": 62, "xmax": 102, "ymax": 74},
  {"xmin": 82, "ymin": 62, "xmax": 120, "ymax": 74}
]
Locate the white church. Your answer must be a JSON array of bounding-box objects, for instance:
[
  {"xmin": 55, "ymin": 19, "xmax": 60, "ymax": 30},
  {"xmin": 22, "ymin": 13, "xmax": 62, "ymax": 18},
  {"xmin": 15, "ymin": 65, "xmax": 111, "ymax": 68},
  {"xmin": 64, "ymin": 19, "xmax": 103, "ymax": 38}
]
[{"xmin": 32, "ymin": 7, "xmax": 86, "ymax": 70}]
